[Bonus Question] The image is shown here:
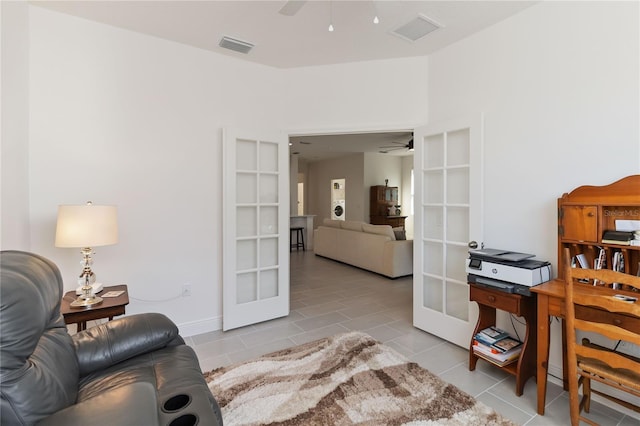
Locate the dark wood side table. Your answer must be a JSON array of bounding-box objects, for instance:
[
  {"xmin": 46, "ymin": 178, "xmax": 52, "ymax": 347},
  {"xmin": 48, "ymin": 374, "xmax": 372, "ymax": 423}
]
[
  {"xmin": 61, "ymin": 284, "xmax": 129, "ymax": 332},
  {"xmin": 468, "ymin": 283, "xmax": 537, "ymax": 396}
]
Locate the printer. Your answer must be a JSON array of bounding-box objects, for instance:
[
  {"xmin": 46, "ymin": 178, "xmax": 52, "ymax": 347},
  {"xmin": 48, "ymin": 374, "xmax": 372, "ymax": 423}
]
[{"xmin": 466, "ymin": 248, "xmax": 552, "ymax": 295}]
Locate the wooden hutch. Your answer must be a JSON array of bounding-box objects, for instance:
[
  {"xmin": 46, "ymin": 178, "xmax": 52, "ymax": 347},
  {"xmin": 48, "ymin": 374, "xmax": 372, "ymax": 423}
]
[
  {"xmin": 370, "ymin": 185, "xmax": 407, "ymax": 229},
  {"xmin": 557, "ymin": 175, "xmax": 640, "ymax": 279}
]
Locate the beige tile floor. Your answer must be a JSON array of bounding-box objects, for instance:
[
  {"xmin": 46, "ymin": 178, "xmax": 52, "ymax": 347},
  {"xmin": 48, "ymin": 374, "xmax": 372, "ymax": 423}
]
[{"xmin": 186, "ymin": 251, "xmax": 639, "ymax": 426}]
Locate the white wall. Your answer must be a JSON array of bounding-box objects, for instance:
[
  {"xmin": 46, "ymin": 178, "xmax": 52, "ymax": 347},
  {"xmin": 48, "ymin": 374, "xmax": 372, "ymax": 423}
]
[
  {"xmin": 1, "ymin": 1, "xmax": 31, "ymax": 250},
  {"xmin": 363, "ymin": 153, "xmax": 403, "ymax": 221},
  {"xmin": 307, "ymin": 154, "xmax": 364, "ymax": 225},
  {"xmin": 27, "ymin": 6, "xmax": 287, "ymax": 334},
  {"xmin": 428, "ymin": 1, "xmax": 639, "ymax": 376},
  {"xmin": 283, "ymin": 56, "xmax": 430, "ymax": 132}
]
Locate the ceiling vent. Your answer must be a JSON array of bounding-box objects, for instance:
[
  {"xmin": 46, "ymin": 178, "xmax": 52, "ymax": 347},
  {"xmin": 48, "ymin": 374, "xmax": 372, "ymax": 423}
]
[
  {"xmin": 219, "ymin": 36, "xmax": 255, "ymax": 54},
  {"xmin": 391, "ymin": 14, "xmax": 442, "ymax": 42}
]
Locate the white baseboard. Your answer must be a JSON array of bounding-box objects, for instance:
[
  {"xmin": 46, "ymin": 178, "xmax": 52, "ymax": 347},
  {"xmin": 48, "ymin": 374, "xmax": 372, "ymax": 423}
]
[{"xmin": 178, "ymin": 315, "xmax": 222, "ymax": 337}]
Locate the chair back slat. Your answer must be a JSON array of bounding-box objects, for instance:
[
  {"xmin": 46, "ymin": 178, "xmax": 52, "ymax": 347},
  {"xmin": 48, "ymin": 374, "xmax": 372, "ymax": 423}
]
[
  {"xmin": 574, "ymin": 318, "xmax": 640, "ymax": 346},
  {"xmin": 569, "ymin": 265, "xmax": 640, "ymax": 292},
  {"xmin": 572, "ymin": 293, "xmax": 640, "ymax": 318},
  {"xmin": 575, "ymin": 345, "xmax": 640, "ymax": 372},
  {"xmin": 563, "ymin": 248, "xmax": 640, "ymax": 426}
]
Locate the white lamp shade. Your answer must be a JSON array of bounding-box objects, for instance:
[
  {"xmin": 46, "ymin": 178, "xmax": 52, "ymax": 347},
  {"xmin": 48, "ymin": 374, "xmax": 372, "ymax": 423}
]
[{"xmin": 55, "ymin": 204, "xmax": 118, "ymax": 247}]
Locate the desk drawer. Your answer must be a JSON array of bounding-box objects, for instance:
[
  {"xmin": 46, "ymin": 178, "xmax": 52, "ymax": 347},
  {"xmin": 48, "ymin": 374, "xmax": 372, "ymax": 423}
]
[
  {"xmin": 470, "ymin": 285, "xmax": 522, "ymax": 314},
  {"xmin": 576, "ymin": 306, "xmax": 640, "ymax": 334}
]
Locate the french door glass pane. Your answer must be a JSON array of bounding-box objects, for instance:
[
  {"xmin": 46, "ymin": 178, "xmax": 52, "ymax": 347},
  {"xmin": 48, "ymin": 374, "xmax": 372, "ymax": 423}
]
[
  {"xmin": 446, "ymin": 207, "xmax": 469, "ymax": 243},
  {"xmin": 236, "ymin": 139, "xmax": 257, "ymax": 170},
  {"xmin": 446, "ymin": 281, "xmax": 469, "ymax": 321},
  {"xmin": 423, "ymin": 206, "xmax": 443, "ymax": 240},
  {"xmin": 260, "ymin": 269, "xmax": 278, "ymax": 299},
  {"xmin": 237, "ymin": 173, "xmax": 257, "ymax": 204},
  {"xmin": 260, "ymin": 238, "xmax": 278, "ymax": 267},
  {"xmin": 446, "ymin": 129, "xmax": 470, "ymax": 166},
  {"xmin": 260, "ymin": 206, "xmax": 278, "ymax": 235},
  {"xmin": 259, "ymin": 174, "xmax": 278, "ymax": 203},
  {"xmin": 423, "ymin": 241, "xmax": 443, "ymax": 276},
  {"xmin": 446, "ymin": 244, "xmax": 468, "ymax": 282},
  {"xmin": 425, "ymin": 134, "xmax": 444, "ymax": 168},
  {"xmin": 259, "ymin": 142, "xmax": 278, "ymax": 172},
  {"xmin": 423, "ymin": 276, "xmax": 443, "ymax": 312},
  {"xmin": 446, "ymin": 168, "xmax": 469, "ymax": 205},
  {"xmin": 236, "ymin": 207, "xmax": 257, "ymax": 237},
  {"xmin": 236, "ymin": 240, "xmax": 257, "ymax": 270},
  {"xmin": 236, "ymin": 272, "xmax": 257, "ymax": 303},
  {"xmin": 424, "ymin": 171, "xmax": 444, "ymax": 203}
]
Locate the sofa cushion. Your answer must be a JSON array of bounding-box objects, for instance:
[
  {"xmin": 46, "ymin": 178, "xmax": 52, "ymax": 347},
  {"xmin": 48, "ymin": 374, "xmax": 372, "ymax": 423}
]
[
  {"xmin": 362, "ymin": 223, "xmax": 396, "ymax": 240},
  {"xmin": 341, "ymin": 220, "xmax": 364, "ymax": 232},
  {"xmin": 322, "ymin": 219, "xmax": 342, "ymax": 228}
]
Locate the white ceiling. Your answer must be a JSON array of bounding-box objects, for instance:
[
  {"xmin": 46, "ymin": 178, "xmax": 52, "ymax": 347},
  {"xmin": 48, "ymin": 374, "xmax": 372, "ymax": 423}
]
[
  {"xmin": 32, "ymin": 0, "xmax": 536, "ymax": 69},
  {"xmin": 290, "ymin": 131, "xmax": 414, "ymax": 162},
  {"xmin": 31, "ymin": 0, "xmax": 536, "ymax": 160}
]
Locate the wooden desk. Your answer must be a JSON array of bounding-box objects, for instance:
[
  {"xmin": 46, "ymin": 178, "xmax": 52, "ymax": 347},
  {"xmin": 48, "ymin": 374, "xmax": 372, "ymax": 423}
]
[
  {"xmin": 61, "ymin": 284, "xmax": 129, "ymax": 331},
  {"xmin": 531, "ymin": 279, "xmax": 640, "ymax": 415}
]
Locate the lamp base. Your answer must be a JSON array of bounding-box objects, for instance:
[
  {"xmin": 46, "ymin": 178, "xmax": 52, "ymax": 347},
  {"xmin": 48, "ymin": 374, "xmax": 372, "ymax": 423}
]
[{"xmin": 70, "ymin": 295, "xmax": 103, "ymax": 308}]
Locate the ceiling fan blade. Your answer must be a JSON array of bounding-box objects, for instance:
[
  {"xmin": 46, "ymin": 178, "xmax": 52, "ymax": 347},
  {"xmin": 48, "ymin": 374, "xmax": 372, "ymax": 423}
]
[
  {"xmin": 379, "ymin": 147, "xmax": 405, "ymax": 153},
  {"xmin": 279, "ymin": 0, "xmax": 307, "ymax": 16}
]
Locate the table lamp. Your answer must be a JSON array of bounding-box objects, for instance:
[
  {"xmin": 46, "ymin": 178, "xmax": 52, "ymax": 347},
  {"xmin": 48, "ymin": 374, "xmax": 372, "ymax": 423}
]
[{"xmin": 55, "ymin": 201, "xmax": 118, "ymax": 307}]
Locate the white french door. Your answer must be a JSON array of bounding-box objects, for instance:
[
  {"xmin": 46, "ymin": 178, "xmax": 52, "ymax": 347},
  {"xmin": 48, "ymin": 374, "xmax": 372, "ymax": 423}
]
[
  {"xmin": 413, "ymin": 115, "xmax": 484, "ymax": 348},
  {"xmin": 222, "ymin": 128, "xmax": 290, "ymax": 331}
]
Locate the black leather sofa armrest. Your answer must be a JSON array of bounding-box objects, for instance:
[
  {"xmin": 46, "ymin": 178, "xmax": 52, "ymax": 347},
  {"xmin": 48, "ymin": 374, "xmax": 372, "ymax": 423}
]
[
  {"xmin": 37, "ymin": 382, "xmax": 160, "ymax": 426},
  {"xmin": 73, "ymin": 313, "xmax": 182, "ymax": 376}
]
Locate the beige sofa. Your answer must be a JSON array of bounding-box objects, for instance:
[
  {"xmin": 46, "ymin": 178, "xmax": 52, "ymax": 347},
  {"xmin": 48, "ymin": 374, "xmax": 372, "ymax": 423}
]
[{"xmin": 313, "ymin": 219, "xmax": 413, "ymax": 278}]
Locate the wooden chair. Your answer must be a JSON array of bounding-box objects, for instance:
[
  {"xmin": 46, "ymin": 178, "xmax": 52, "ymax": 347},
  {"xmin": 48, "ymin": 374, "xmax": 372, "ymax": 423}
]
[{"xmin": 563, "ymin": 248, "xmax": 640, "ymax": 426}]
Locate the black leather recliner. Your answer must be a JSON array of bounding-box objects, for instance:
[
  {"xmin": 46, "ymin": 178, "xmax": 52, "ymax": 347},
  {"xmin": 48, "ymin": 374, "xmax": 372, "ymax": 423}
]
[{"xmin": 0, "ymin": 250, "xmax": 222, "ymax": 426}]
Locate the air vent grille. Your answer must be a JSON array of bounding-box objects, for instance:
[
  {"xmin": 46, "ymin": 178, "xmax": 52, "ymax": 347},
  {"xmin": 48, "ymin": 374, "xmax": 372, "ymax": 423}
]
[
  {"xmin": 219, "ymin": 36, "xmax": 254, "ymax": 54},
  {"xmin": 391, "ymin": 14, "xmax": 442, "ymax": 42}
]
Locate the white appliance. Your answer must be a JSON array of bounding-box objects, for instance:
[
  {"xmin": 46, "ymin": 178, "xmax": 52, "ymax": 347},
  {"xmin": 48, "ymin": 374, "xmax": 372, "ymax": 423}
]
[
  {"xmin": 466, "ymin": 248, "xmax": 552, "ymax": 287},
  {"xmin": 331, "ymin": 200, "xmax": 345, "ymax": 220}
]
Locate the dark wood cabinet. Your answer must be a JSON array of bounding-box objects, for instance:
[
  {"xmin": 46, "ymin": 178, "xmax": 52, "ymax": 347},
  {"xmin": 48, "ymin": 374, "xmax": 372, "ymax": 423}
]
[{"xmin": 370, "ymin": 185, "xmax": 406, "ymax": 228}]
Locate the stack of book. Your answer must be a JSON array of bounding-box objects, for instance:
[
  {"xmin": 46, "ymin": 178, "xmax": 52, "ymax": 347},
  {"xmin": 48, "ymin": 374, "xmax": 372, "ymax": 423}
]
[
  {"xmin": 472, "ymin": 326, "xmax": 523, "ymax": 367},
  {"xmin": 602, "ymin": 230, "xmax": 635, "ymax": 245},
  {"xmin": 632, "ymin": 230, "xmax": 640, "ymax": 247}
]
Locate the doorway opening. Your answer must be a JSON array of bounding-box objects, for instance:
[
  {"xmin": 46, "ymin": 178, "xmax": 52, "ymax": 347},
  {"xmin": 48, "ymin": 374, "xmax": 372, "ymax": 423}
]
[{"xmin": 297, "ymin": 182, "xmax": 304, "ymax": 216}]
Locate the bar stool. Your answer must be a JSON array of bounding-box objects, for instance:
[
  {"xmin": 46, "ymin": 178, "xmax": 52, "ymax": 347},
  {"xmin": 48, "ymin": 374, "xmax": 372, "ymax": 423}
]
[{"xmin": 290, "ymin": 227, "xmax": 305, "ymax": 251}]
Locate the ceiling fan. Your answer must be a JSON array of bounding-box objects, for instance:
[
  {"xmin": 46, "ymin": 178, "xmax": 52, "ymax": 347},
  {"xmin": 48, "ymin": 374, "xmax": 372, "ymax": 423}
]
[
  {"xmin": 279, "ymin": 0, "xmax": 308, "ymax": 16},
  {"xmin": 379, "ymin": 135, "xmax": 414, "ymax": 153}
]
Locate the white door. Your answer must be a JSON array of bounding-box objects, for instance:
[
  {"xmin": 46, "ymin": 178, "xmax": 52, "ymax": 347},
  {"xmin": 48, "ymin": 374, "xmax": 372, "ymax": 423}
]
[
  {"xmin": 222, "ymin": 128, "xmax": 290, "ymax": 331},
  {"xmin": 413, "ymin": 115, "xmax": 483, "ymax": 348}
]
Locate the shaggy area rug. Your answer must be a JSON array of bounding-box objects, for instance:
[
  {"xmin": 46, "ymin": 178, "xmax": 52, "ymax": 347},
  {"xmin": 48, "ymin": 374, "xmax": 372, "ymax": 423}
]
[{"xmin": 205, "ymin": 331, "xmax": 516, "ymax": 425}]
